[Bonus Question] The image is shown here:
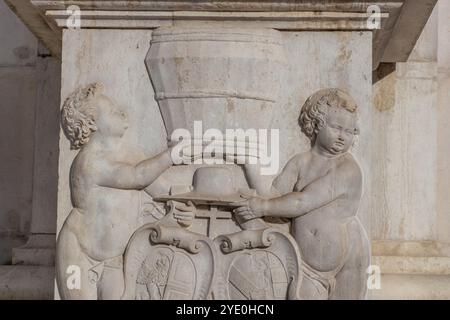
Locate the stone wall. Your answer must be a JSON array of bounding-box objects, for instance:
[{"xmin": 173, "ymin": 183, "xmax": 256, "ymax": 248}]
[
  {"xmin": 0, "ymin": 0, "xmax": 38, "ymax": 264},
  {"xmin": 371, "ymin": 0, "xmax": 450, "ymax": 299},
  {"xmin": 372, "ymin": 7, "xmax": 439, "ymax": 241},
  {"xmin": 0, "ymin": 0, "xmax": 60, "ymax": 299},
  {"xmin": 436, "ymin": 0, "xmax": 450, "ymax": 245}
]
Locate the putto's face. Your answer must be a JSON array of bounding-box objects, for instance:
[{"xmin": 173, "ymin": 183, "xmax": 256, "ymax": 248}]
[
  {"xmin": 315, "ymin": 106, "xmax": 358, "ymax": 156},
  {"xmin": 95, "ymin": 95, "xmax": 129, "ymax": 137}
]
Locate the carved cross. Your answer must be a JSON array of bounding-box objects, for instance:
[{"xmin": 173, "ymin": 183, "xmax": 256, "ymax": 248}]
[{"xmin": 194, "ymin": 206, "xmax": 232, "ymax": 239}]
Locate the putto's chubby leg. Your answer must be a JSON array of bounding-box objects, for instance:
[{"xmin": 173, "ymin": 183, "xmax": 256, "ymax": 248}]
[
  {"xmin": 330, "ymin": 218, "xmax": 371, "ymax": 300},
  {"xmin": 298, "ymin": 274, "xmax": 329, "ymax": 300},
  {"xmin": 56, "ymin": 218, "xmax": 97, "ymax": 300},
  {"xmin": 97, "ymin": 260, "xmax": 125, "ymax": 300}
]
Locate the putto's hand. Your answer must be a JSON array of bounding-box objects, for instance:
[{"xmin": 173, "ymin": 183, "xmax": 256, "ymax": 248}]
[
  {"xmin": 173, "ymin": 201, "xmax": 196, "ymax": 227},
  {"xmin": 233, "ymin": 197, "xmax": 267, "ymax": 222}
]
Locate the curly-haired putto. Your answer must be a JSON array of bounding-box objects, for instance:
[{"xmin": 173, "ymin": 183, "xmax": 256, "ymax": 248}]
[
  {"xmin": 61, "ymin": 83, "xmax": 104, "ymax": 150},
  {"xmin": 299, "ymin": 88, "xmax": 358, "ymax": 143}
]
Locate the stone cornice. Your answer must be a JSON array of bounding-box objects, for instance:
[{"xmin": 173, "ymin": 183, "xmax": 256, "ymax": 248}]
[
  {"xmin": 5, "ymin": 0, "xmax": 438, "ymax": 72},
  {"xmin": 31, "ymin": 1, "xmax": 403, "ymax": 12},
  {"xmin": 43, "ymin": 10, "xmax": 390, "ymax": 30}
]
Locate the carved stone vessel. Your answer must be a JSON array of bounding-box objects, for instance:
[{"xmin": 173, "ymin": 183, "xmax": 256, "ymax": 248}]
[{"xmin": 146, "ymin": 27, "xmax": 287, "ymax": 150}]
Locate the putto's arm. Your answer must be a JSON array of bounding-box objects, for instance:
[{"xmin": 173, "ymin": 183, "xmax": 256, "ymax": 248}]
[
  {"xmin": 241, "ymin": 163, "xmax": 273, "ymax": 197},
  {"xmin": 242, "ymin": 155, "xmax": 299, "ymax": 198},
  {"xmin": 143, "ymin": 175, "xmax": 172, "ymax": 198},
  {"xmin": 264, "ymin": 161, "xmax": 361, "ymax": 218},
  {"xmin": 94, "ymin": 149, "xmax": 173, "ymax": 190},
  {"xmin": 271, "ymin": 155, "xmax": 300, "ymax": 195}
]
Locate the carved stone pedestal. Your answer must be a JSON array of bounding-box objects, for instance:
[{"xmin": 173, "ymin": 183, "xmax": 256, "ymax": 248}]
[{"xmin": 122, "ymin": 167, "xmax": 303, "ymax": 300}]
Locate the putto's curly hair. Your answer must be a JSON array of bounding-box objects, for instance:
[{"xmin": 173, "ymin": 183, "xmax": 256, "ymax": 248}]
[
  {"xmin": 61, "ymin": 83, "xmax": 104, "ymax": 150},
  {"xmin": 299, "ymin": 88, "xmax": 359, "ymax": 144}
]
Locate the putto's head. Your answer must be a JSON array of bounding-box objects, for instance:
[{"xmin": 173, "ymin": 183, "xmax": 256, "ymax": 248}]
[
  {"xmin": 61, "ymin": 83, "xmax": 128, "ymax": 150},
  {"xmin": 299, "ymin": 88, "xmax": 359, "ymax": 155}
]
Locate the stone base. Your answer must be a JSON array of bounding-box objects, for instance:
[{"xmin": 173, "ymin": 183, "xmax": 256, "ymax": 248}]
[
  {"xmin": 0, "ymin": 234, "xmax": 56, "ymax": 299},
  {"xmin": 0, "ymin": 265, "xmax": 54, "ymax": 300},
  {"xmin": 12, "ymin": 234, "xmax": 55, "ymax": 266},
  {"xmin": 0, "ymin": 233, "xmax": 27, "ymax": 265},
  {"xmin": 371, "ymin": 274, "xmax": 450, "ymax": 300},
  {"xmin": 371, "ymin": 240, "xmax": 450, "ymax": 299}
]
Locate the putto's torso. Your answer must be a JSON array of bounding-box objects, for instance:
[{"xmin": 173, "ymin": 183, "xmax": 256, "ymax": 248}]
[
  {"xmin": 290, "ymin": 151, "xmax": 362, "ymax": 271},
  {"xmin": 68, "ymin": 146, "xmax": 141, "ymax": 261}
]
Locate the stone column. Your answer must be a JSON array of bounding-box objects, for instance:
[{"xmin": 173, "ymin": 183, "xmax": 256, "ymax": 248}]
[
  {"xmin": 0, "ymin": 0, "xmax": 37, "ymax": 265},
  {"xmin": 1, "ymin": 46, "xmax": 60, "ymax": 299},
  {"xmin": 372, "ymin": 1, "xmax": 450, "ymax": 299},
  {"xmin": 372, "ymin": 12, "xmax": 438, "ymax": 241},
  {"xmin": 0, "ymin": 1, "xmax": 58, "ymax": 299},
  {"xmin": 12, "ymin": 43, "xmax": 60, "ymax": 267},
  {"xmin": 436, "ymin": 0, "xmax": 450, "ymax": 245}
]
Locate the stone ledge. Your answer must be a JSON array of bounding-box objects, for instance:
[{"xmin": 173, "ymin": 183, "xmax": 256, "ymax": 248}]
[
  {"xmin": 31, "ymin": 1, "xmax": 403, "ymax": 12},
  {"xmin": 5, "ymin": 0, "xmax": 438, "ymax": 72},
  {"xmin": 396, "ymin": 62, "xmax": 438, "ymax": 79},
  {"xmin": 372, "ymin": 240, "xmax": 450, "ymax": 276},
  {"xmin": 0, "ymin": 234, "xmax": 27, "ymax": 265},
  {"xmin": 45, "ymin": 10, "xmax": 390, "ymax": 30},
  {"xmin": 371, "ymin": 240, "xmax": 450, "ymax": 299},
  {"xmin": 11, "ymin": 234, "xmax": 56, "ymax": 266},
  {"xmin": 0, "ymin": 265, "xmax": 54, "ymax": 300},
  {"xmin": 372, "ymin": 240, "xmax": 450, "ymax": 257},
  {"xmin": 12, "ymin": 247, "xmax": 55, "ymax": 267},
  {"xmin": 371, "ymin": 274, "xmax": 450, "ymax": 300},
  {"xmin": 373, "ymin": 255, "xmax": 450, "ymax": 275}
]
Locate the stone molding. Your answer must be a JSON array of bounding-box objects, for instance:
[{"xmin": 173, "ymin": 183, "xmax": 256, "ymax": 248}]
[{"xmin": 5, "ymin": 0, "xmax": 438, "ymax": 71}]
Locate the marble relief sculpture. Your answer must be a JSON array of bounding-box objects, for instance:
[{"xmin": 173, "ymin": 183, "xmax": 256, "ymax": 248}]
[
  {"xmin": 235, "ymin": 89, "xmax": 371, "ymax": 299},
  {"xmin": 56, "ymin": 83, "xmax": 195, "ymax": 299},
  {"xmin": 56, "ymin": 27, "xmax": 369, "ymax": 300},
  {"xmin": 121, "ymin": 166, "xmax": 303, "ymax": 300}
]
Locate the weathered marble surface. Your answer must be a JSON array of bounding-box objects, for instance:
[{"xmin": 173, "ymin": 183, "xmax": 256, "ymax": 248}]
[
  {"xmin": 0, "ymin": 1, "xmax": 61, "ymax": 302},
  {"xmin": 57, "ymin": 28, "xmax": 372, "ymax": 300},
  {"xmin": 370, "ymin": 1, "xmax": 450, "ymax": 300},
  {"xmin": 57, "ymin": 82, "xmax": 179, "ymax": 299},
  {"xmin": 234, "ymin": 89, "xmax": 370, "ymax": 299},
  {"xmin": 436, "ymin": 0, "xmax": 450, "ymax": 244},
  {"xmin": 0, "ymin": 265, "xmax": 54, "ymax": 300},
  {"xmin": 58, "ymin": 28, "xmax": 372, "ymax": 234},
  {"xmin": 372, "ymin": 62, "xmax": 438, "ymax": 241},
  {"xmin": 1, "ymin": 0, "xmax": 448, "ymax": 302},
  {"xmin": 0, "ymin": 0, "xmax": 39, "ymax": 264},
  {"xmin": 13, "ymin": 0, "xmax": 439, "ymax": 72},
  {"xmin": 57, "ymin": 29, "xmax": 168, "ymax": 231}
]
